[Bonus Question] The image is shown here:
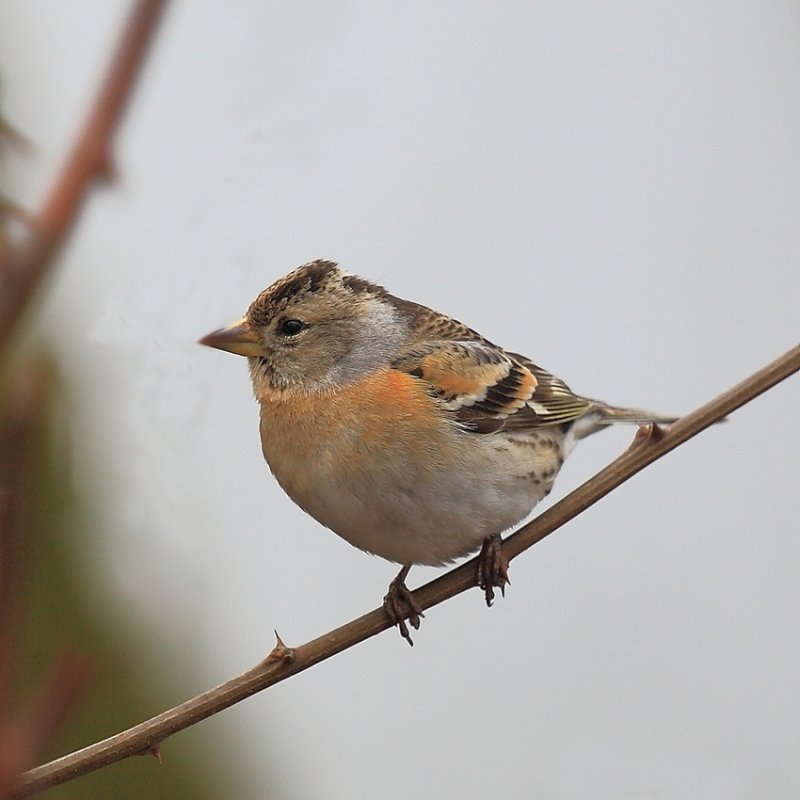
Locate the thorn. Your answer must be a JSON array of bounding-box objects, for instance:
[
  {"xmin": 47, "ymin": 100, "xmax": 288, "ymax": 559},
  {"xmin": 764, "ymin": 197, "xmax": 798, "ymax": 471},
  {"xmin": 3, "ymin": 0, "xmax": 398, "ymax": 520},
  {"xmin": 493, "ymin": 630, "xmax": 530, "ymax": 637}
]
[
  {"xmin": 650, "ymin": 422, "xmax": 666, "ymax": 441},
  {"xmin": 95, "ymin": 151, "xmax": 117, "ymax": 183},
  {"xmin": 627, "ymin": 422, "xmax": 660, "ymax": 452},
  {"xmin": 265, "ymin": 630, "xmax": 296, "ymax": 664},
  {"xmin": 135, "ymin": 743, "xmax": 163, "ymax": 762}
]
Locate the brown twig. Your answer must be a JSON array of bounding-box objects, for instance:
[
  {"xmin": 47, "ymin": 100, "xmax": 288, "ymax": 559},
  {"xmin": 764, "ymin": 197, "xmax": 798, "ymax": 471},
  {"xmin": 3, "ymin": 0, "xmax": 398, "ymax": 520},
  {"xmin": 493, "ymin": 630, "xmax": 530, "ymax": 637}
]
[
  {"xmin": 11, "ymin": 343, "xmax": 799, "ymax": 798},
  {"xmin": 0, "ymin": 0, "xmax": 169, "ymax": 350}
]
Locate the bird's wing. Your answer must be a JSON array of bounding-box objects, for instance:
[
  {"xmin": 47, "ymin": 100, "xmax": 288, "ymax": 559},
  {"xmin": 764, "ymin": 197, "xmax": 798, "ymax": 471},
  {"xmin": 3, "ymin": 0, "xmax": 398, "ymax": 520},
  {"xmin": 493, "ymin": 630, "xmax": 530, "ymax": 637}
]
[{"xmin": 390, "ymin": 340, "xmax": 592, "ymax": 434}]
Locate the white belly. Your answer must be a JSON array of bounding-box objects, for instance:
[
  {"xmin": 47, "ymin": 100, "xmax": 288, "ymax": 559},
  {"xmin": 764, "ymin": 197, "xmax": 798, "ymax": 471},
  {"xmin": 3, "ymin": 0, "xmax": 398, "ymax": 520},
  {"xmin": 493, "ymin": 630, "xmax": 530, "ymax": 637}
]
[{"xmin": 267, "ymin": 428, "xmax": 567, "ymax": 566}]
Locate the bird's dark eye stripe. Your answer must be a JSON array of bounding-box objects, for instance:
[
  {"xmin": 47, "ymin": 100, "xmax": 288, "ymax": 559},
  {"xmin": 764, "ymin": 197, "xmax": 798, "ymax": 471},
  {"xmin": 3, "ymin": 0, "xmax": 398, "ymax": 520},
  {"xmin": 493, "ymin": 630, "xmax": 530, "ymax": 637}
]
[{"xmin": 279, "ymin": 318, "xmax": 306, "ymax": 336}]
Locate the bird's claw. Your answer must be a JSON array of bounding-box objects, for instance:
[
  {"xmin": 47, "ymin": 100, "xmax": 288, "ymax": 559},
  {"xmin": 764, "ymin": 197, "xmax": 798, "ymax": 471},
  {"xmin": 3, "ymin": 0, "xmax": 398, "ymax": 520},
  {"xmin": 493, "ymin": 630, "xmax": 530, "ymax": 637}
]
[
  {"xmin": 478, "ymin": 533, "xmax": 510, "ymax": 607},
  {"xmin": 383, "ymin": 567, "xmax": 424, "ymax": 646}
]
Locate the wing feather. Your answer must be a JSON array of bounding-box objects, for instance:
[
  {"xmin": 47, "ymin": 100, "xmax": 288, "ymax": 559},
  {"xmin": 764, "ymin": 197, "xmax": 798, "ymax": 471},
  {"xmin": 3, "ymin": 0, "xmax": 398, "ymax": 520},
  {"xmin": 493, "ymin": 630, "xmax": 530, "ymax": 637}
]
[
  {"xmin": 384, "ymin": 300, "xmax": 670, "ymax": 434},
  {"xmin": 391, "ymin": 338, "xmax": 592, "ymax": 434}
]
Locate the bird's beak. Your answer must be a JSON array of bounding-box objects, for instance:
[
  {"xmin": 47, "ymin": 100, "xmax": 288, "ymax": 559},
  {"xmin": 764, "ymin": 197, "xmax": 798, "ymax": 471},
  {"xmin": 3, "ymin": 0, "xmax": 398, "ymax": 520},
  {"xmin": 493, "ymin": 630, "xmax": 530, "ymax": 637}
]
[{"xmin": 199, "ymin": 317, "xmax": 263, "ymax": 357}]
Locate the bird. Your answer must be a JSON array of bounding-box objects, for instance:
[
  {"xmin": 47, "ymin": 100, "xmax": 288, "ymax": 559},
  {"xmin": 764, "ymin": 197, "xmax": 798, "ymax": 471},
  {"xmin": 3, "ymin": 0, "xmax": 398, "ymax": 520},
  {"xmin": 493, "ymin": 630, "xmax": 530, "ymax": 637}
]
[{"xmin": 200, "ymin": 259, "xmax": 676, "ymax": 643}]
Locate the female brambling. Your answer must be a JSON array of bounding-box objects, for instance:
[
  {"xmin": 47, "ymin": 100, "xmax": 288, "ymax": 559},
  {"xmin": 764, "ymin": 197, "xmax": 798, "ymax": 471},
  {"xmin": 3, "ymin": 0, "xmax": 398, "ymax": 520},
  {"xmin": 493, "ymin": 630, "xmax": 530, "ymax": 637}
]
[{"xmin": 201, "ymin": 260, "xmax": 675, "ymax": 643}]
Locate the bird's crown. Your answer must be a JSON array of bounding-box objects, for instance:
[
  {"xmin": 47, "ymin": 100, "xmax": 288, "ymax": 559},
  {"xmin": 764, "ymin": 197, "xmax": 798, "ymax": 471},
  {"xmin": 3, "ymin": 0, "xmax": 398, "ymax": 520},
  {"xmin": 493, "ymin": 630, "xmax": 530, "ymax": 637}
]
[{"xmin": 246, "ymin": 259, "xmax": 391, "ymax": 327}]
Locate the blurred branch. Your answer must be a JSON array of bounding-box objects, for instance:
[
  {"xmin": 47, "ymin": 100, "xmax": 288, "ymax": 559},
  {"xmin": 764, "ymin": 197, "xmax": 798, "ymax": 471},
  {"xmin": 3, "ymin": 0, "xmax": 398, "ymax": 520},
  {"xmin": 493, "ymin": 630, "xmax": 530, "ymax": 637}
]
[
  {"xmin": 0, "ymin": 360, "xmax": 50, "ymax": 691},
  {"xmin": 0, "ymin": 0, "xmax": 169, "ymax": 350},
  {"xmin": 0, "ymin": 359, "xmax": 89, "ymax": 798},
  {"xmin": 12, "ymin": 343, "xmax": 799, "ymax": 798},
  {"xmin": 0, "ymin": 361, "xmax": 48, "ymax": 799},
  {"xmin": 0, "ymin": 2, "xmax": 167, "ymax": 796}
]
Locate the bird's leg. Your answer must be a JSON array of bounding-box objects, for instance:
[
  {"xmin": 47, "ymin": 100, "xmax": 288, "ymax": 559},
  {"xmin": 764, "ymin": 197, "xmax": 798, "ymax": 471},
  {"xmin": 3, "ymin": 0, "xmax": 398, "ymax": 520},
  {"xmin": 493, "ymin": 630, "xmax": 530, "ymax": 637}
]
[
  {"xmin": 383, "ymin": 564, "xmax": 424, "ymax": 646},
  {"xmin": 477, "ymin": 533, "xmax": 510, "ymax": 607}
]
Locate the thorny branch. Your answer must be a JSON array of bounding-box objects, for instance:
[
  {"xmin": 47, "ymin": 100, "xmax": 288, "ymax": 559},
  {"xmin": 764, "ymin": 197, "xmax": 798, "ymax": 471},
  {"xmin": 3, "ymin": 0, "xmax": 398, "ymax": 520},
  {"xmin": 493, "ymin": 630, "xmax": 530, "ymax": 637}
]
[{"xmin": 11, "ymin": 342, "xmax": 800, "ymax": 798}]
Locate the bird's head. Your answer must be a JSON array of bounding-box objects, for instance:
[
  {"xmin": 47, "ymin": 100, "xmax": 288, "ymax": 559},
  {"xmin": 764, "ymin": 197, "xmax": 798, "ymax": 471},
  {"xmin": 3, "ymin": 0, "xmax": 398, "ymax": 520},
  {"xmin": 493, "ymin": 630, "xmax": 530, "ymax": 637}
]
[{"xmin": 200, "ymin": 260, "xmax": 411, "ymax": 393}]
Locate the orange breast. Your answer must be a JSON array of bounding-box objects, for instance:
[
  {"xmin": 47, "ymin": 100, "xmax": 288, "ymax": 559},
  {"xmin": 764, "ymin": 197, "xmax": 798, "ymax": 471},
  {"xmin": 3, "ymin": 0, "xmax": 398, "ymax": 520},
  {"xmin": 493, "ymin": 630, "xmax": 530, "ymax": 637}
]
[{"xmin": 257, "ymin": 369, "xmax": 455, "ymax": 495}]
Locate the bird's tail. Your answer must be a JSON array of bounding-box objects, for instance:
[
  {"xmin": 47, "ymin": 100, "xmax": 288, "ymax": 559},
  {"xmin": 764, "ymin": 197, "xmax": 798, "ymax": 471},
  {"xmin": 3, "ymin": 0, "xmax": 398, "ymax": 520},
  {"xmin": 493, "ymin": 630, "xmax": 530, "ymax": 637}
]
[{"xmin": 571, "ymin": 401, "xmax": 679, "ymax": 440}]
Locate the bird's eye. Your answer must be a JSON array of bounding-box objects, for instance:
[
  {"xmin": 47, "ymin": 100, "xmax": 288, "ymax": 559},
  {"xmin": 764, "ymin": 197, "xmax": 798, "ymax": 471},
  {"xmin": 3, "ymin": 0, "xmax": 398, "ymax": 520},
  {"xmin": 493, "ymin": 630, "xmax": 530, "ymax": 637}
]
[{"xmin": 279, "ymin": 318, "xmax": 306, "ymax": 336}]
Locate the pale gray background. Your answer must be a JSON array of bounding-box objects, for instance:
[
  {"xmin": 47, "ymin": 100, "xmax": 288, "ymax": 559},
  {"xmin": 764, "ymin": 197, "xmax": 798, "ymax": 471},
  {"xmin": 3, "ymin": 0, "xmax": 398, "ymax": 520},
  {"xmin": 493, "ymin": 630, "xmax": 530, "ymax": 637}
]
[{"xmin": 3, "ymin": 2, "xmax": 799, "ymax": 798}]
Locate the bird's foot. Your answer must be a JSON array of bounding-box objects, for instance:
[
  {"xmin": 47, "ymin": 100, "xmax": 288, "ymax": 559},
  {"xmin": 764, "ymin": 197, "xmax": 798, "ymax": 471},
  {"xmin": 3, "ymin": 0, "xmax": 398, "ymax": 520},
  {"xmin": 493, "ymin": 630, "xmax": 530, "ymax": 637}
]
[
  {"xmin": 477, "ymin": 533, "xmax": 510, "ymax": 607},
  {"xmin": 383, "ymin": 565, "xmax": 424, "ymax": 646}
]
